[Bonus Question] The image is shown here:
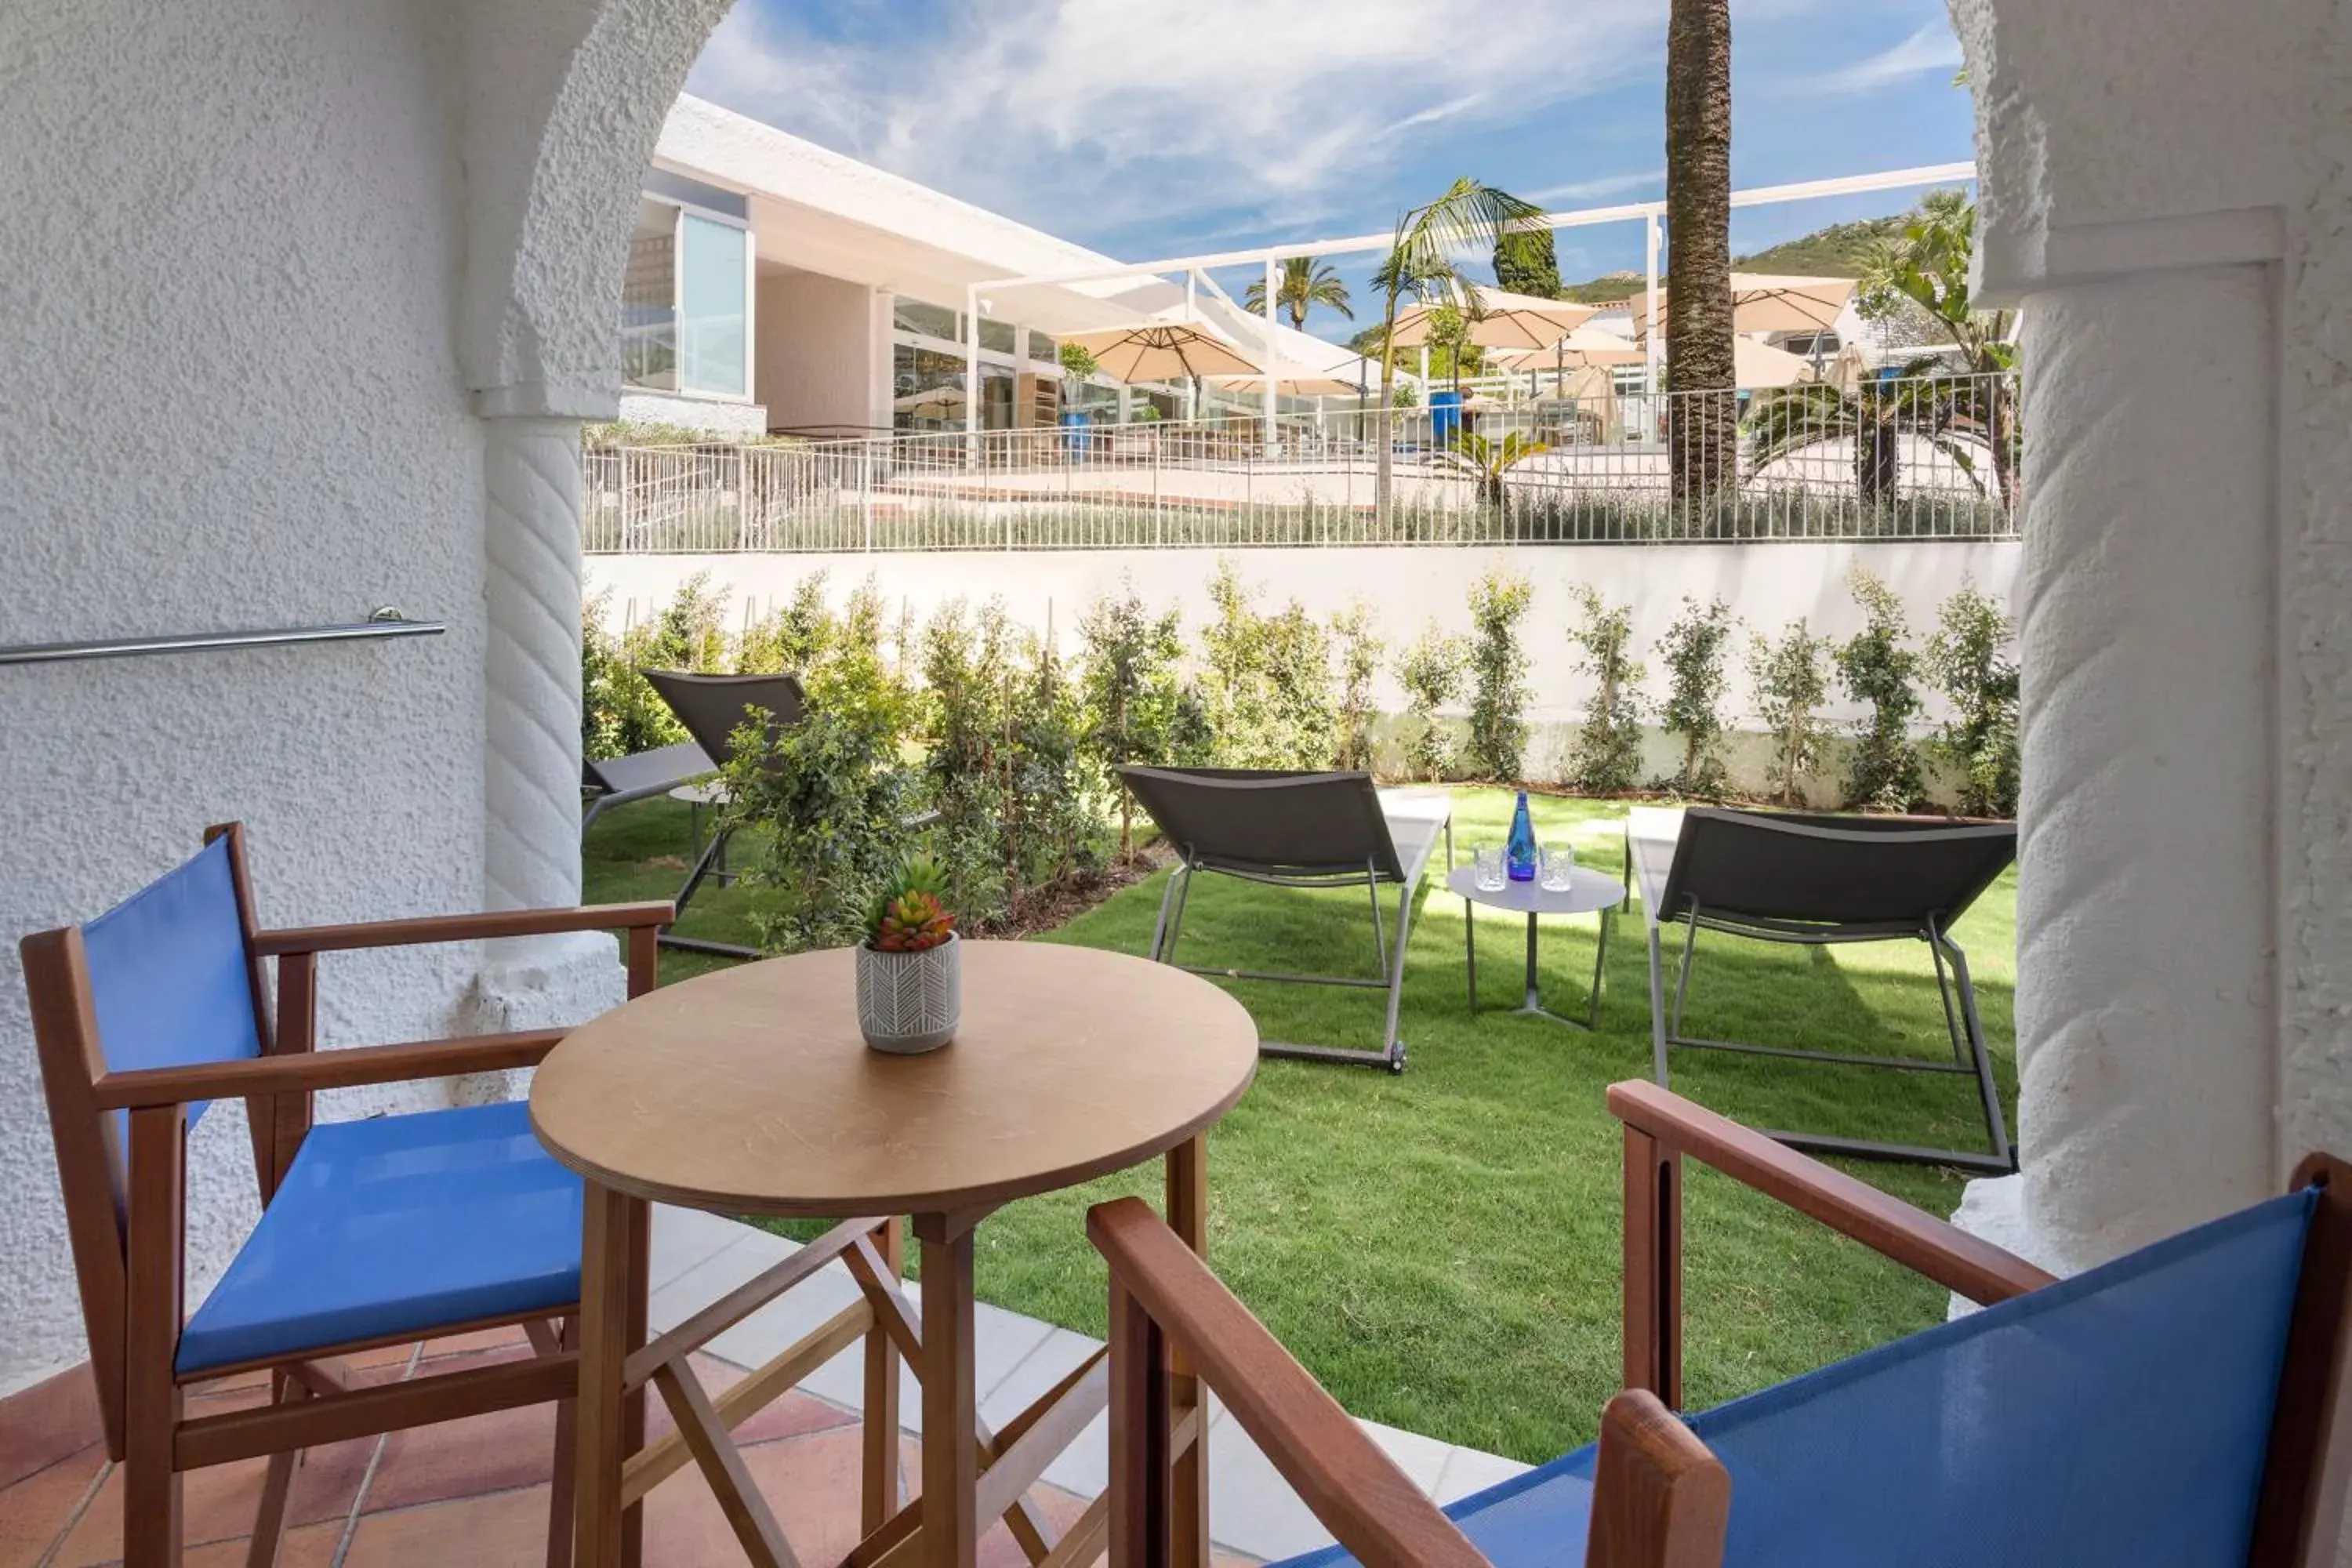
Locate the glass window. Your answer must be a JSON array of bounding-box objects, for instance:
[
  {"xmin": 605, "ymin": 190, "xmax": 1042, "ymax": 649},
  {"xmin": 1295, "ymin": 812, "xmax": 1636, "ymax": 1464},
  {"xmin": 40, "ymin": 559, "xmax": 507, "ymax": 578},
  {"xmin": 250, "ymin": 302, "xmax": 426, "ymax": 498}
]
[
  {"xmin": 893, "ymin": 343, "xmax": 965, "ymax": 430},
  {"xmin": 621, "ymin": 199, "xmax": 677, "ymax": 392},
  {"xmin": 1027, "ymin": 329, "xmax": 1057, "ymax": 365},
  {"xmin": 893, "ymin": 298, "xmax": 960, "ymax": 341},
  {"xmin": 677, "ymin": 213, "xmax": 749, "ymax": 397},
  {"xmin": 978, "ymin": 318, "xmax": 1016, "ymax": 354}
]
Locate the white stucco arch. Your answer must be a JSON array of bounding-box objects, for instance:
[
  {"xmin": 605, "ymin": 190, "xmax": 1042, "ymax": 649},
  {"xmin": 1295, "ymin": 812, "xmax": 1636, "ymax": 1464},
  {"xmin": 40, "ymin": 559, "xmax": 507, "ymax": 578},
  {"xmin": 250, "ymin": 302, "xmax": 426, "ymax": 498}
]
[{"xmin": 1943, "ymin": 0, "xmax": 2352, "ymax": 1282}]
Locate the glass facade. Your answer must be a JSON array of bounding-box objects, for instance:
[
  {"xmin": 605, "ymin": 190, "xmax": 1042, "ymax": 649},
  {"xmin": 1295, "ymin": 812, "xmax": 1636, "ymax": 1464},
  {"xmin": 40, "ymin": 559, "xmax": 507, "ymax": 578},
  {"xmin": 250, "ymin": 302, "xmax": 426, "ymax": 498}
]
[
  {"xmin": 888, "ymin": 295, "xmax": 1060, "ymax": 433},
  {"xmin": 621, "ymin": 194, "xmax": 753, "ymax": 401}
]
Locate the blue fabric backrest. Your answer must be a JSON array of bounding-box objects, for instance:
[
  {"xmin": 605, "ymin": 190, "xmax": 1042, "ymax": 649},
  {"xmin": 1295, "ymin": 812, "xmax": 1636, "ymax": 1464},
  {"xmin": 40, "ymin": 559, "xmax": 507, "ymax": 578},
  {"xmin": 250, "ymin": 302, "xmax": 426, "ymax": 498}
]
[
  {"xmin": 1690, "ymin": 1188, "xmax": 2315, "ymax": 1568},
  {"xmin": 82, "ymin": 836, "xmax": 264, "ymax": 1137}
]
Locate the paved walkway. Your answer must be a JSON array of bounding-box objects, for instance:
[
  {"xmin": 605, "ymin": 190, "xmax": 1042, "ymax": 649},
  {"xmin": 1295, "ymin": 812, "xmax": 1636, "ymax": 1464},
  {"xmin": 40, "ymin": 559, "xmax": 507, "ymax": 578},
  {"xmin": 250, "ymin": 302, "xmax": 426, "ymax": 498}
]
[{"xmin": 0, "ymin": 1207, "xmax": 1529, "ymax": 1566}]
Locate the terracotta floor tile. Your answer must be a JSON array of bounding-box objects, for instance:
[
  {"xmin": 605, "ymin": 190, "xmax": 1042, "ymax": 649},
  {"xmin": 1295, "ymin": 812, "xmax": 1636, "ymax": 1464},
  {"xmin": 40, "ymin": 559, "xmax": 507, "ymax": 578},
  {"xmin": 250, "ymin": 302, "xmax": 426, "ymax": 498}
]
[
  {"xmin": 646, "ymin": 1425, "xmax": 872, "ymax": 1565},
  {"xmin": 0, "ymin": 1448, "xmax": 106, "ymax": 1568},
  {"xmin": 653, "ymin": 1357, "xmax": 861, "ymax": 1448},
  {"xmin": 364, "ymin": 1399, "xmax": 562, "ymax": 1514},
  {"xmin": 0, "ymin": 1365, "xmax": 103, "ymax": 1490},
  {"xmin": 340, "ymin": 1483, "xmax": 558, "ymax": 1567},
  {"xmin": 418, "ymin": 1324, "xmax": 532, "ymax": 1362},
  {"xmin": 53, "ymin": 1431, "xmax": 372, "ymax": 1564},
  {"xmin": 179, "ymin": 1517, "xmax": 343, "ymax": 1566}
]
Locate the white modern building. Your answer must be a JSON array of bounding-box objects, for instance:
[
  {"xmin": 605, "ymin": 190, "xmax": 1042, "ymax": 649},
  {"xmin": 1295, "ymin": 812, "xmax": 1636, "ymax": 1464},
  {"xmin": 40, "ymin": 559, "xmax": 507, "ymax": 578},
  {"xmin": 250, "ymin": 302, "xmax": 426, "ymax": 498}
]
[{"xmin": 616, "ymin": 95, "xmax": 1367, "ymax": 441}]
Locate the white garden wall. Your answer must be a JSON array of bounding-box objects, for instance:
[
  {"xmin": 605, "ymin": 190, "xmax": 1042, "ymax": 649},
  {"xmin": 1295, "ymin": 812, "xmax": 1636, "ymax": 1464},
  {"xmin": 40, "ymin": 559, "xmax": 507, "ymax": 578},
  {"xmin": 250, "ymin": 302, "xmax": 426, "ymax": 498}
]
[{"xmin": 586, "ymin": 541, "xmax": 2020, "ymax": 795}]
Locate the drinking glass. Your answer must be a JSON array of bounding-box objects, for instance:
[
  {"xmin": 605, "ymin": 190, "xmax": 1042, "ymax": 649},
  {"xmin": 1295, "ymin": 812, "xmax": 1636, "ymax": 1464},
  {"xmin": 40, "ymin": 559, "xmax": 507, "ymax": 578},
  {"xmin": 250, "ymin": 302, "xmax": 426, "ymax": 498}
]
[
  {"xmin": 1540, "ymin": 844, "xmax": 1576, "ymax": 891},
  {"xmin": 1473, "ymin": 845, "xmax": 1507, "ymax": 891}
]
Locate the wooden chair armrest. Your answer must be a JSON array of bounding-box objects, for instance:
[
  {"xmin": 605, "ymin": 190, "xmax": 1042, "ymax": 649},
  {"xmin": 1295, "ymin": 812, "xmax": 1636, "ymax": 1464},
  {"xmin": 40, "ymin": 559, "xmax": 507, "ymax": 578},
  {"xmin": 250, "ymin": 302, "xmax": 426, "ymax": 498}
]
[
  {"xmin": 1087, "ymin": 1197, "xmax": 1490, "ymax": 1568},
  {"xmin": 253, "ymin": 901, "xmax": 674, "ymax": 956},
  {"xmin": 91, "ymin": 1029, "xmax": 564, "ymax": 1110},
  {"xmin": 1607, "ymin": 1080, "xmax": 2054, "ymax": 1305}
]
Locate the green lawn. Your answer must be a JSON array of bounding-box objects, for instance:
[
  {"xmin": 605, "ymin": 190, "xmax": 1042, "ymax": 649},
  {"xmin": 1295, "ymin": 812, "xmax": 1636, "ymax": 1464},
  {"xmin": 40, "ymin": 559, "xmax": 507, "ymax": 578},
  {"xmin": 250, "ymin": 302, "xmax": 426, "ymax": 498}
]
[{"xmin": 584, "ymin": 788, "xmax": 2016, "ymax": 1465}]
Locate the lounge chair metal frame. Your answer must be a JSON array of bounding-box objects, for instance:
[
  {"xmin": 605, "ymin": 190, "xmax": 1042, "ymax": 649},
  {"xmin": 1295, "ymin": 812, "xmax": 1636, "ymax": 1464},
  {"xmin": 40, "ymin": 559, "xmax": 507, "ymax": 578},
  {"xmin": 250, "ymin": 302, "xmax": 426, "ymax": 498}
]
[
  {"xmin": 578, "ymin": 739, "xmax": 716, "ymax": 839},
  {"xmin": 638, "ymin": 670, "xmax": 811, "ymax": 963},
  {"xmin": 1124, "ymin": 767, "xmax": 1451, "ymax": 1074},
  {"xmin": 1633, "ymin": 807, "xmax": 2016, "ymax": 1174}
]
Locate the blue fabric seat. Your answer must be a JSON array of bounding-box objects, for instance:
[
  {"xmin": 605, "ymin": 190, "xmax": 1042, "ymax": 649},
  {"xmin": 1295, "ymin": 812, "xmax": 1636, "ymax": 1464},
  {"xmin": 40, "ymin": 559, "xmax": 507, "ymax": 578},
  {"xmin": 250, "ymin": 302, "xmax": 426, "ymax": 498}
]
[
  {"xmin": 1278, "ymin": 1187, "xmax": 2314, "ymax": 1568},
  {"xmin": 176, "ymin": 1100, "xmax": 583, "ymax": 1375}
]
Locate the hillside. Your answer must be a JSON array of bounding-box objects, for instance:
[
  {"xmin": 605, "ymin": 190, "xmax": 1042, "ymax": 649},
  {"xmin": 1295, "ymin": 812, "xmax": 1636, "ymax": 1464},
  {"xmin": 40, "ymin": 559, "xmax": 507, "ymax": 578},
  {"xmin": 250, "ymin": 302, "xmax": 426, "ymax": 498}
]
[{"xmin": 1556, "ymin": 210, "xmax": 1914, "ymax": 302}]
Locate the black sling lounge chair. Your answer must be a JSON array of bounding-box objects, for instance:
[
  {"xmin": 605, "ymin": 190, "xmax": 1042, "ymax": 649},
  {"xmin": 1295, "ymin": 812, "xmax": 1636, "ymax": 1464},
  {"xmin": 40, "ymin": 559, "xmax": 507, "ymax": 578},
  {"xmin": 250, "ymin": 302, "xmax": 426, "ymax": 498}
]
[
  {"xmin": 579, "ymin": 739, "xmax": 716, "ymax": 838},
  {"xmin": 1629, "ymin": 805, "xmax": 2017, "ymax": 1174},
  {"xmin": 640, "ymin": 669, "xmax": 808, "ymax": 961},
  {"xmin": 1119, "ymin": 765, "xmax": 1453, "ymax": 1073}
]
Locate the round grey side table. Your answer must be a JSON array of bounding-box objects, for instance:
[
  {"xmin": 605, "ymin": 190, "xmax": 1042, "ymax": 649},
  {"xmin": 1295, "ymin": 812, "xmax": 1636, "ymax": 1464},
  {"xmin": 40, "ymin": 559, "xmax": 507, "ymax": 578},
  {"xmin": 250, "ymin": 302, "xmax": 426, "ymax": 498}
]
[{"xmin": 1447, "ymin": 862, "xmax": 1628, "ymax": 1029}]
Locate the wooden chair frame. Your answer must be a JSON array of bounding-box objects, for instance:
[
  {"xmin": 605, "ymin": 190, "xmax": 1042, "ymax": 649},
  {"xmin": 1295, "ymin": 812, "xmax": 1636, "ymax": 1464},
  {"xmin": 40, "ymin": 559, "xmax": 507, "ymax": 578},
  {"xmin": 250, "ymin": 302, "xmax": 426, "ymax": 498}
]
[
  {"xmin": 1089, "ymin": 1079, "xmax": 2352, "ymax": 1568},
  {"xmin": 22, "ymin": 822, "xmax": 674, "ymax": 1568}
]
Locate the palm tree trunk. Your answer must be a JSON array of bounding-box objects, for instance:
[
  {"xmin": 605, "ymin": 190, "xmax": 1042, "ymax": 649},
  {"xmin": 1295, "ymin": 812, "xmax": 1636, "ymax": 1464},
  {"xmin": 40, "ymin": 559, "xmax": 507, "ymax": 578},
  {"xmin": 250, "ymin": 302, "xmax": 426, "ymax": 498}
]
[
  {"xmin": 1666, "ymin": 0, "xmax": 1737, "ymax": 518},
  {"xmin": 1376, "ymin": 301, "xmax": 1400, "ymax": 529},
  {"xmin": 1986, "ymin": 362, "xmax": 2020, "ymax": 513}
]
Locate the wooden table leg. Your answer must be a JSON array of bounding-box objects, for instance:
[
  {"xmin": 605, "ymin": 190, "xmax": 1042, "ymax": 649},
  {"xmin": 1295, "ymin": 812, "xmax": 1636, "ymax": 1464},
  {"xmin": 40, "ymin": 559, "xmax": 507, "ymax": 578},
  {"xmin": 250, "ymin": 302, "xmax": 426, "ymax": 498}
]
[
  {"xmin": 1166, "ymin": 1135, "xmax": 1210, "ymax": 1568},
  {"xmin": 863, "ymin": 1217, "xmax": 904, "ymax": 1535},
  {"xmin": 575, "ymin": 1182, "xmax": 649, "ymax": 1568},
  {"xmin": 916, "ymin": 1210, "xmax": 981, "ymax": 1568}
]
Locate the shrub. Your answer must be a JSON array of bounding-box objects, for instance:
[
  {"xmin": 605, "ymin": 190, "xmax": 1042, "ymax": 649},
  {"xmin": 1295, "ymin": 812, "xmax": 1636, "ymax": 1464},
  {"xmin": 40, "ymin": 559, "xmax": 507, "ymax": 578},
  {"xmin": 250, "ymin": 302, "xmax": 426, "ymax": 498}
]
[
  {"xmin": 1566, "ymin": 586, "xmax": 1645, "ymax": 793},
  {"xmin": 580, "ymin": 575, "xmax": 732, "ymax": 760},
  {"xmin": 1078, "ymin": 581, "xmax": 1198, "ymax": 857},
  {"xmin": 1836, "ymin": 568, "xmax": 1926, "ymax": 811},
  {"xmin": 1196, "ymin": 562, "xmax": 1335, "ymax": 771},
  {"xmin": 739, "ymin": 572, "xmax": 833, "ymax": 675},
  {"xmin": 721, "ymin": 583, "xmax": 920, "ymax": 953},
  {"xmin": 920, "ymin": 598, "xmax": 1017, "ymax": 924},
  {"xmin": 1652, "ymin": 596, "xmax": 1736, "ymax": 799},
  {"xmin": 1000, "ymin": 619, "xmax": 1105, "ymax": 900},
  {"xmin": 1396, "ymin": 624, "xmax": 1469, "ymax": 782},
  {"xmin": 1330, "ymin": 603, "xmax": 1385, "ymax": 771},
  {"xmin": 1465, "ymin": 570, "xmax": 1534, "ymax": 780},
  {"xmin": 1925, "ymin": 584, "xmax": 2020, "ymax": 816},
  {"xmin": 1748, "ymin": 619, "xmax": 1835, "ymax": 807}
]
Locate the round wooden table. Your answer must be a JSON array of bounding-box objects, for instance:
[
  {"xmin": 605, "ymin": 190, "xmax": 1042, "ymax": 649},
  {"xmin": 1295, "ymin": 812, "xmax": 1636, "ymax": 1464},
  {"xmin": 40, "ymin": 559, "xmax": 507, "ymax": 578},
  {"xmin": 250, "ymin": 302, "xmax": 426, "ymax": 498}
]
[{"xmin": 532, "ymin": 940, "xmax": 1258, "ymax": 1568}]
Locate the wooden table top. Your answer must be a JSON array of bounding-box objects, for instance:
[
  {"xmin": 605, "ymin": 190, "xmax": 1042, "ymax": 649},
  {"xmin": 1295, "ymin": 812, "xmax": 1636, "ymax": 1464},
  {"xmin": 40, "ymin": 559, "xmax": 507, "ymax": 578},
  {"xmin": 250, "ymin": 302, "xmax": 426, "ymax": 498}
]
[{"xmin": 530, "ymin": 941, "xmax": 1258, "ymax": 1218}]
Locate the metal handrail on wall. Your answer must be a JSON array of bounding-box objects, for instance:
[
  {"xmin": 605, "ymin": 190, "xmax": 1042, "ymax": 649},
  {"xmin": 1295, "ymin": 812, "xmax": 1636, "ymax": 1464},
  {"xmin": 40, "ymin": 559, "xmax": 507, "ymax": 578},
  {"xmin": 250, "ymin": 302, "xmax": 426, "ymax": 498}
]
[{"xmin": 0, "ymin": 609, "xmax": 444, "ymax": 667}]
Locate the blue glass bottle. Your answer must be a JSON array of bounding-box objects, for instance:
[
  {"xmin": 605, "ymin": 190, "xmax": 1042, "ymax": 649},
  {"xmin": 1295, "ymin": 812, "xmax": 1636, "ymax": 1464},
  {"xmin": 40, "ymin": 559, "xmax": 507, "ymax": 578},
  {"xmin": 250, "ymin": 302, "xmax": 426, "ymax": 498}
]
[{"xmin": 1507, "ymin": 789, "xmax": 1537, "ymax": 882}]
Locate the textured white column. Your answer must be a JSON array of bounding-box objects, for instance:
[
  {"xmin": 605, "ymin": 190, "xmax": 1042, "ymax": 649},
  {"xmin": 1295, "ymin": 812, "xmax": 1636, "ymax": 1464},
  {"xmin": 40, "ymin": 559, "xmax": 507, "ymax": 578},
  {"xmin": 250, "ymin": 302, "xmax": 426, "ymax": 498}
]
[
  {"xmin": 471, "ymin": 413, "xmax": 625, "ymax": 1036},
  {"xmin": 1976, "ymin": 265, "xmax": 2280, "ymax": 1274},
  {"xmin": 484, "ymin": 416, "xmax": 590, "ymax": 911}
]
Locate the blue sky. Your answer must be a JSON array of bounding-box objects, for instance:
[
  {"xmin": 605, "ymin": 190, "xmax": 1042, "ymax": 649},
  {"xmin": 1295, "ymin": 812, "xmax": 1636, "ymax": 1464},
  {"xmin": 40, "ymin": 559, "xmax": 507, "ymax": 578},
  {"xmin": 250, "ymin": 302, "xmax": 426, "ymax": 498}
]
[{"xmin": 688, "ymin": 0, "xmax": 1973, "ymax": 345}]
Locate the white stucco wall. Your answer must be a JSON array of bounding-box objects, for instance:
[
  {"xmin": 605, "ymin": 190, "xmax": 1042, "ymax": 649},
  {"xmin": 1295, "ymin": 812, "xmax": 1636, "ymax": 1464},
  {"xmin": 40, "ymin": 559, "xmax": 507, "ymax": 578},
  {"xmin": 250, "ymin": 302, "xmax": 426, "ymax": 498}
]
[
  {"xmin": 586, "ymin": 541, "xmax": 2020, "ymax": 792},
  {"xmin": 1951, "ymin": 0, "xmax": 2352, "ymax": 1312},
  {"xmin": 0, "ymin": 0, "xmax": 725, "ymax": 1397},
  {"xmin": 755, "ymin": 272, "xmax": 886, "ymax": 434},
  {"xmin": 0, "ymin": 0, "xmax": 492, "ymax": 1390}
]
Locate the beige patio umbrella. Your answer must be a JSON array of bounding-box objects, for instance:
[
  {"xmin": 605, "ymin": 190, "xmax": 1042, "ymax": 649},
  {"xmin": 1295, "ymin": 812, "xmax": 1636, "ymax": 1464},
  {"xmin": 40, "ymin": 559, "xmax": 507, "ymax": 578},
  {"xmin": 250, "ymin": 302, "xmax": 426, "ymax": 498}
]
[
  {"xmin": 1390, "ymin": 286, "xmax": 1599, "ymax": 351},
  {"xmin": 1730, "ymin": 335, "xmax": 1821, "ymax": 387},
  {"xmin": 1491, "ymin": 324, "xmax": 1646, "ymax": 368},
  {"xmin": 1627, "ymin": 272, "xmax": 1856, "ymax": 337},
  {"xmin": 1206, "ymin": 373, "xmax": 1363, "ymax": 397},
  {"xmin": 1063, "ymin": 322, "xmax": 1261, "ymax": 382}
]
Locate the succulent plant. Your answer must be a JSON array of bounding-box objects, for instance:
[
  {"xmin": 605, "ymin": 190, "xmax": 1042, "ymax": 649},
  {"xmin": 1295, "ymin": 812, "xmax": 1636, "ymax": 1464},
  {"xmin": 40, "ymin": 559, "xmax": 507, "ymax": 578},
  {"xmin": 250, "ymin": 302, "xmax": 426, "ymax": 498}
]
[{"xmin": 866, "ymin": 854, "xmax": 957, "ymax": 953}]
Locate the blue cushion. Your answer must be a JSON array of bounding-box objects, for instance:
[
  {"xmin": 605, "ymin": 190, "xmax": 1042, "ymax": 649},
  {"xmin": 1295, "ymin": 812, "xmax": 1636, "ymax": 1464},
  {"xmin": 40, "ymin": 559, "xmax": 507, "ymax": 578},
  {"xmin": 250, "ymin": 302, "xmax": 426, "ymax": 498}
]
[
  {"xmin": 1273, "ymin": 1188, "xmax": 2314, "ymax": 1568},
  {"xmin": 85, "ymin": 837, "xmax": 263, "ymax": 1134},
  {"xmin": 176, "ymin": 1101, "xmax": 583, "ymax": 1375}
]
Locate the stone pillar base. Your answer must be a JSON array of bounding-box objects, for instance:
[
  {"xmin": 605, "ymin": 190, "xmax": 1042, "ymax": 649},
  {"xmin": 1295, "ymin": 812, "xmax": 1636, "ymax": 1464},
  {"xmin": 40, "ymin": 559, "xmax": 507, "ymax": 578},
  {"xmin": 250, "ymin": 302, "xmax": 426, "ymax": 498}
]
[
  {"xmin": 451, "ymin": 931, "xmax": 628, "ymax": 1102},
  {"xmin": 1946, "ymin": 1173, "xmax": 2072, "ymax": 1317}
]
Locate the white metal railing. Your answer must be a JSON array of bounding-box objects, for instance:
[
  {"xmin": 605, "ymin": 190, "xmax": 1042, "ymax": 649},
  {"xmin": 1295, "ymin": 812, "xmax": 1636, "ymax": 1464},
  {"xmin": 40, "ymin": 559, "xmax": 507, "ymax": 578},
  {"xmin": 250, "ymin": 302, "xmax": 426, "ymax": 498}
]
[{"xmin": 580, "ymin": 371, "xmax": 2021, "ymax": 554}]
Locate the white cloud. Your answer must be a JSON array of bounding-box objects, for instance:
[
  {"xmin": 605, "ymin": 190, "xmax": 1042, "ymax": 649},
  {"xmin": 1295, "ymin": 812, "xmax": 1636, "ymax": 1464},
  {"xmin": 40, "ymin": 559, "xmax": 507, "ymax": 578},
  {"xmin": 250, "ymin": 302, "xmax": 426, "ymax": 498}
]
[
  {"xmin": 686, "ymin": 0, "xmax": 1668, "ymax": 240},
  {"xmin": 1526, "ymin": 167, "xmax": 1666, "ymax": 205},
  {"xmin": 1793, "ymin": 24, "xmax": 1963, "ymax": 96}
]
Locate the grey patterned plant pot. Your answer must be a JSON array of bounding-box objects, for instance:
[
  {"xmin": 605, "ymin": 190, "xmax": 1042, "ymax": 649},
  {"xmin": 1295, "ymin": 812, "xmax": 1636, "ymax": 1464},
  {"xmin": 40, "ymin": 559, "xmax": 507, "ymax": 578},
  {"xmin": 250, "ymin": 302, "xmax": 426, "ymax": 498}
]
[{"xmin": 855, "ymin": 931, "xmax": 961, "ymax": 1054}]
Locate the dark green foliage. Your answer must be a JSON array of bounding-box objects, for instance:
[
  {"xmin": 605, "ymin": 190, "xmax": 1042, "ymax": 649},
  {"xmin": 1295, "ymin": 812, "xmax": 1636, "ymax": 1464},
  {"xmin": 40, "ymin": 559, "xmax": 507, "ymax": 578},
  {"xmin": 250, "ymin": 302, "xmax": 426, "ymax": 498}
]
[
  {"xmin": 1566, "ymin": 586, "xmax": 1645, "ymax": 792},
  {"xmin": 1748, "ymin": 619, "xmax": 1835, "ymax": 807},
  {"xmin": 1925, "ymin": 585, "xmax": 2020, "ymax": 817},
  {"xmin": 1396, "ymin": 624, "xmax": 1469, "ymax": 782},
  {"xmin": 1330, "ymin": 603, "xmax": 1385, "ymax": 771},
  {"xmin": 1653, "ymin": 597, "xmax": 1736, "ymax": 799},
  {"xmin": 1198, "ymin": 562, "xmax": 1336, "ymax": 771},
  {"xmin": 580, "ymin": 574, "xmax": 731, "ymax": 760},
  {"xmin": 721, "ymin": 579, "xmax": 920, "ymax": 954},
  {"xmin": 1836, "ymin": 568, "xmax": 1926, "ymax": 811},
  {"xmin": 1078, "ymin": 581, "xmax": 1198, "ymax": 857},
  {"xmin": 1465, "ymin": 571, "xmax": 1534, "ymax": 781},
  {"xmin": 1493, "ymin": 224, "xmax": 1563, "ymax": 298}
]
